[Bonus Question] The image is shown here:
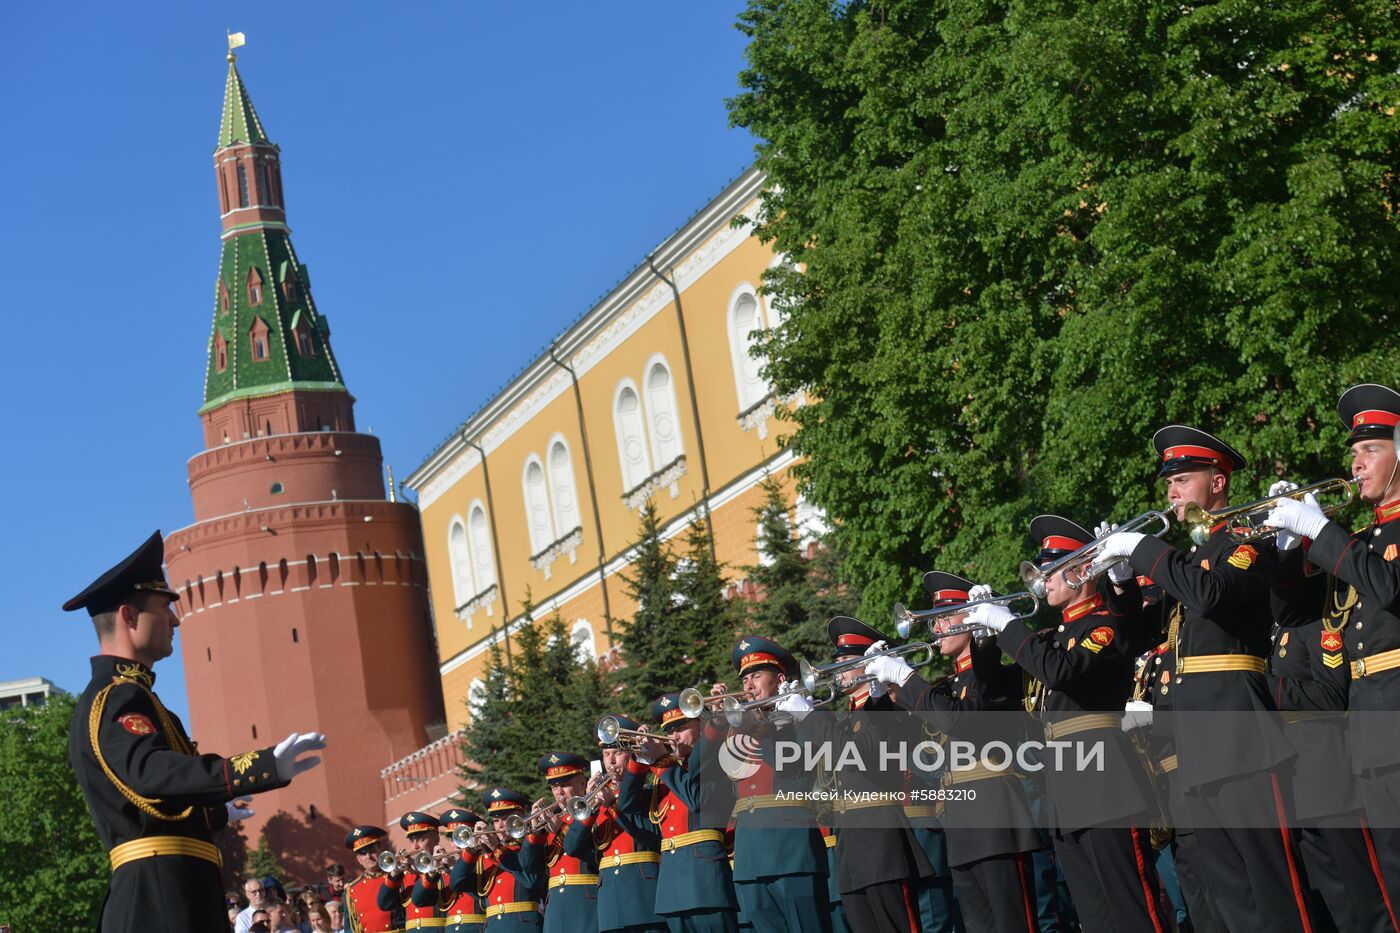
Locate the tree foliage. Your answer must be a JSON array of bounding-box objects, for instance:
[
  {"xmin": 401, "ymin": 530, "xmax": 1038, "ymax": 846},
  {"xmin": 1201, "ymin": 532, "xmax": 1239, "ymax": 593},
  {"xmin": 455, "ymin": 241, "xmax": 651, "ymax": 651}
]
[
  {"xmin": 245, "ymin": 830, "xmax": 284, "ymax": 882},
  {"xmin": 729, "ymin": 0, "xmax": 1400, "ymax": 612},
  {"xmin": 0, "ymin": 695, "xmax": 109, "ymax": 931}
]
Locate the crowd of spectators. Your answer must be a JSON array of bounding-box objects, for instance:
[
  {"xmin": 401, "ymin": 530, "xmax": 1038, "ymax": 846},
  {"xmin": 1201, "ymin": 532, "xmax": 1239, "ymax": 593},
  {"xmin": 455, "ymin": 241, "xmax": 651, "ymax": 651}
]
[{"xmin": 227, "ymin": 864, "xmax": 347, "ymax": 933}]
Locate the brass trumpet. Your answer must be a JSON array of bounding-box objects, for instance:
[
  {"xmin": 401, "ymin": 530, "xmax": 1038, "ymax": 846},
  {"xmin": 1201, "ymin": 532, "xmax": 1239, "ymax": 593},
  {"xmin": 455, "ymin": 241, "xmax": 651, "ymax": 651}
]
[
  {"xmin": 678, "ymin": 687, "xmax": 752, "ymax": 719},
  {"xmin": 1022, "ymin": 510, "xmax": 1171, "ymax": 598},
  {"xmin": 1180, "ymin": 478, "xmax": 1355, "ymax": 546},
  {"xmin": 893, "ymin": 593, "xmax": 1038, "ymax": 639},
  {"xmin": 712, "ymin": 681, "xmax": 839, "ymax": 726},
  {"xmin": 451, "ymin": 825, "xmax": 493, "ymax": 849},
  {"xmin": 376, "ymin": 849, "xmax": 405, "ymax": 873},
  {"xmin": 567, "ymin": 774, "xmax": 619, "ymax": 821},
  {"xmin": 595, "ymin": 716, "xmax": 682, "ymax": 755},
  {"xmin": 413, "ymin": 850, "xmax": 440, "ymax": 874},
  {"xmin": 505, "ymin": 802, "xmax": 563, "ymax": 840},
  {"xmin": 801, "ymin": 640, "xmax": 936, "ymax": 695}
]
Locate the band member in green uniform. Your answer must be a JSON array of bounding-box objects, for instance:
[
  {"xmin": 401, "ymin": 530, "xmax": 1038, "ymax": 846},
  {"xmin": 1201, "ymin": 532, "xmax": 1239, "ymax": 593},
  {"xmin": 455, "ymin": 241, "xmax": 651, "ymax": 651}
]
[
  {"xmin": 536, "ymin": 751, "xmax": 601, "ymax": 933},
  {"xmin": 453, "ymin": 789, "xmax": 546, "ymax": 931},
  {"xmin": 437, "ymin": 808, "xmax": 488, "ymax": 933}
]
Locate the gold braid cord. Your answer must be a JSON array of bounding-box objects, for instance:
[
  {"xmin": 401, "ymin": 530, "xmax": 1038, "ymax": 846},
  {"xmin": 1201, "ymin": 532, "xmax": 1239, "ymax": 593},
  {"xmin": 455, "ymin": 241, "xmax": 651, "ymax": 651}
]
[
  {"xmin": 88, "ymin": 683, "xmax": 194, "ymax": 821},
  {"xmin": 343, "ymin": 883, "xmax": 364, "ymax": 933}
]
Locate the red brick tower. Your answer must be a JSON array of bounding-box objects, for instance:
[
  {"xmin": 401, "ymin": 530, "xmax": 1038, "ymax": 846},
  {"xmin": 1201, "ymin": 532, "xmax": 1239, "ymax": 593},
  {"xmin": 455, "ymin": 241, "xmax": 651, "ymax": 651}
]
[{"xmin": 165, "ymin": 51, "xmax": 444, "ymax": 873}]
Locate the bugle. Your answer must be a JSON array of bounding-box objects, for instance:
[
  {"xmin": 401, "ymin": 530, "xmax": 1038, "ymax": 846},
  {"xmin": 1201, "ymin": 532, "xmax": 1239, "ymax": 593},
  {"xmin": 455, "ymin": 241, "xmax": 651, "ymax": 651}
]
[
  {"xmin": 1022, "ymin": 510, "xmax": 1171, "ymax": 597},
  {"xmin": 377, "ymin": 849, "xmax": 404, "ymax": 873},
  {"xmin": 595, "ymin": 716, "xmax": 682, "ymax": 755},
  {"xmin": 714, "ymin": 681, "xmax": 839, "ymax": 726},
  {"xmin": 893, "ymin": 593, "xmax": 1037, "ymax": 639},
  {"xmin": 567, "ymin": 774, "xmax": 619, "ymax": 821},
  {"xmin": 801, "ymin": 640, "xmax": 936, "ymax": 695},
  {"xmin": 678, "ymin": 687, "xmax": 751, "ymax": 719},
  {"xmin": 1180, "ymin": 478, "xmax": 1355, "ymax": 547},
  {"xmin": 505, "ymin": 802, "xmax": 563, "ymax": 840},
  {"xmin": 451, "ymin": 825, "xmax": 492, "ymax": 849}
]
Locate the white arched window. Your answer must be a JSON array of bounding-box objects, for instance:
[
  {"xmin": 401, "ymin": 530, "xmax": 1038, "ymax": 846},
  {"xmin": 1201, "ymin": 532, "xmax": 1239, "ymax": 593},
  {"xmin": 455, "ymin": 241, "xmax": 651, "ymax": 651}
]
[
  {"xmin": 614, "ymin": 382, "xmax": 652, "ymax": 492},
  {"xmin": 728, "ymin": 285, "xmax": 772, "ymax": 411},
  {"xmin": 468, "ymin": 677, "xmax": 487, "ymax": 715},
  {"xmin": 644, "ymin": 358, "xmax": 684, "ymax": 467},
  {"xmin": 468, "ymin": 502, "xmax": 496, "ymax": 592},
  {"xmin": 570, "ymin": 619, "xmax": 597, "ymax": 661},
  {"xmin": 522, "ymin": 456, "xmax": 554, "ymax": 553},
  {"xmin": 548, "ymin": 437, "xmax": 581, "ymax": 536},
  {"xmin": 448, "ymin": 517, "xmax": 472, "ymax": 605}
]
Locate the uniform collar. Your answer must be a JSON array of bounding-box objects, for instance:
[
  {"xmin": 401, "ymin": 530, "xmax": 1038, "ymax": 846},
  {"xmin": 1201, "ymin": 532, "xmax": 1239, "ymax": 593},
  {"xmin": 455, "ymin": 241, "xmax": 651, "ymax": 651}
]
[
  {"xmin": 1375, "ymin": 498, "xmax": 1400, "ymax": 525},
  {"xmin": 1061, "ymin": 592, "xmax": 1104, "ymax": 624},
  {"xmin": 92, "ymin": 655, "xmax": 155, "ymax": 688},
  {"xmin": 954, "ymin": 655, "xmax": 973, "ymax": 673}
]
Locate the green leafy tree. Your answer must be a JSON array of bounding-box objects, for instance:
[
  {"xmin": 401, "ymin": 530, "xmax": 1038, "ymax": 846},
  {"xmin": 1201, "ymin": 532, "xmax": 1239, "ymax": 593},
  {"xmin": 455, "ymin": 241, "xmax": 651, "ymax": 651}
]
[
  {"xmin": 0, "ymin": 694, "xmax": 108, "ymax": 931},
  {"xmin": 729, "ymin": 0, "xmax": 1400, "ymax": 614},
  {"xmin": 245, "ymin": 830, "xmax": 284, "ymax": 882}
]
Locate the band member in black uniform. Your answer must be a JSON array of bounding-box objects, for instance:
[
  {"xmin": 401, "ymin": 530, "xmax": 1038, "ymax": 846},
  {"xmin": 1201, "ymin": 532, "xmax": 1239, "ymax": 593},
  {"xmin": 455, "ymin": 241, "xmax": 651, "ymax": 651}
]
[
  {"xmin": 867, "ymin": 572, "xmax": 1043, "ymax": 933},
  {"xmin": 63, "ymin": 530, "xmax": 326, "ymax": 933},
  {"xmin": 789, "ymin": 616, "xmax": 933, "ymax": 932},
  {"xmin": 1095, "ymin": 425, "xmax": 1316, "ymax": 933},
  {"xmin": 1263, "ymin": 383, "xmax": 1400, "ymax": 923},
  {"xmin": 965, "ymin": 516, "xmax": 1165, "ymax": 933}
]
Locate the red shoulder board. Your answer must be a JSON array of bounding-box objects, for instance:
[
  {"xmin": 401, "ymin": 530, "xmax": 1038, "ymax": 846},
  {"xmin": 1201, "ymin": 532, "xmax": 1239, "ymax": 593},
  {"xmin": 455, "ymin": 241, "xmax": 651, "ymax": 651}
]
[
  {"xmin": 1320, "ymin": 632, "xmax": 1343, "ymax": 652},
  {"xmin": 1226, "ymin": 545, "xmax": 1258, "ymax": 570},
  {"xmin": 118, "ymin": 713, "xmax": 156, "ymax": 735},
  {"xmin": 1089, "ymin": 626, "xmax": 1114, "ymax": 646}
]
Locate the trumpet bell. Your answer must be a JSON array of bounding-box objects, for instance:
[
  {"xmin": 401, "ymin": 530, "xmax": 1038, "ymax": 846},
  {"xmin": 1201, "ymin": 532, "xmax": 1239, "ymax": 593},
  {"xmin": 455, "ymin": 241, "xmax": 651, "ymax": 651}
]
[
  {"xmin": 678, "ymin": 687, "xmax": 707, "ymax": 719},
  {"xmin": 569, "ymin": 797, "xmax": 592, "ymax": 821},
  {"xmin": 452, "ymin": 825, "xmax": 474, "ymax": 848},
  {"xmin": 596, "ymin": 716, "xmax": 621, "ymax": 745},
  {"xmin": 377, "ymin": 850, "xmax": 399, "ymax": 873},
  {"xmin": 505, "ymin": 814, "xmax": 527, "ymax": 840},
  {"xmin": 414, "ymin": 851, "xmax": 436, "ymax": 874},
  {"xmin": 1019, "ymin": 560, "xmax": 1048, "ymax": 599}
]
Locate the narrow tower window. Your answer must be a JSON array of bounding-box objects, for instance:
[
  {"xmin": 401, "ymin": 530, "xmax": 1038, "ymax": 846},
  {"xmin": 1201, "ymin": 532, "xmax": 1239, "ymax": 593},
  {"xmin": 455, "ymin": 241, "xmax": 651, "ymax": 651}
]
[
  {"xmin": 219, "ymin": 280, "xmax": 230, "ymax": 315},
  {"xmin": 237, "ymin": 163, "xmax": 250, "ymax": 208},
  {"xmin": 214, "ymin": 332, "xmax": 228, "ymax": 372},
  {"xmin": 247, "ymin": 268, "xmax": 263, "ymax": 306}
]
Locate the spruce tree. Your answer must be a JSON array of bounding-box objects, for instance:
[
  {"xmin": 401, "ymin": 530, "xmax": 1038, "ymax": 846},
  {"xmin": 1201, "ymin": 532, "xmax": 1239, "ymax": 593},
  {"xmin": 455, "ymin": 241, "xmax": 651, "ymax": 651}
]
[
  {"xmin": 672, "ymin": 515, "xmax": 748, "ymax": 690},
  {"xmin": 613, "ymin": 500, "xmax": 688, "ymax": 718},
  {"xmin": 457, "ymin": 628, "xmax": 519, "ymax": 796},
  {"xmin": 245, "ymin": 831, "xmax": 284, "ymax": 882}
]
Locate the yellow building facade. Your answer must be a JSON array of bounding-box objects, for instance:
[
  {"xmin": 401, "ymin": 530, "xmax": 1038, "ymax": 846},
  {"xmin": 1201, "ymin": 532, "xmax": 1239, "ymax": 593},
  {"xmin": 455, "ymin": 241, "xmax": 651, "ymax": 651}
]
[{"xmin": 405, "ymin": 168, "xmax": 820, "ymax": 731}]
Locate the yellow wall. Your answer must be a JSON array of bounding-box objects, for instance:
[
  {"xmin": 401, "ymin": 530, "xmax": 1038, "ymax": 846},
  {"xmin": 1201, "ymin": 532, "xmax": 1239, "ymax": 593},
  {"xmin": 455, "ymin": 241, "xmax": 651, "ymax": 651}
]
[{"xmin": 412, "ymin": 181, "xmax": 811, "ymax": 732}]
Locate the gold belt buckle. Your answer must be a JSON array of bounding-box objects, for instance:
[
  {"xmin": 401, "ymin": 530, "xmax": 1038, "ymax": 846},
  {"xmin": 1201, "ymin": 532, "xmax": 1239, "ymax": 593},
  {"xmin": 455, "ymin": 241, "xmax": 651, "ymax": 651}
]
[{"xmin": 1357, "ymin": 658, "xmax": 1368, "ymax": 676}]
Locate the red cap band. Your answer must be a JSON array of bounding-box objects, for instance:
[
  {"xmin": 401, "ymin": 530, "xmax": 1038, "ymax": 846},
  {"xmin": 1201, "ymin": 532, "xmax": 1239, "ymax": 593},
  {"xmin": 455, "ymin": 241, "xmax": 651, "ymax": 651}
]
[
  {"xmin": 932, "ymin": 588, "xmax": 969, "ymax": 606},
  {"xmin": 1162, "ymin": 444, "xmax": 1232, "ymax": 473},
  {"xmin": 1042, "ymin": 535, "xmax": 1086, "ymax": 552},
  {"xmin": 739, "ymin": 652, "xmax": 781, "ymax": 673},
  {"xmin": 352, "ymin": 836, "xmax": 382, "ymax": 852},
  {"xmin": 546, "ymin": 765, "xmax": 583, "ymax": 780},
  {"xmin": 836, "ymin": 634, "xmax": 875, "ymax": 649},
  {"xmin": 1354, "ymin": 410, "xmax": 1400, "ymax": 428},
  {"xmin": 405, "ymin": 823, "xmax": 435, "ymax": 835}
]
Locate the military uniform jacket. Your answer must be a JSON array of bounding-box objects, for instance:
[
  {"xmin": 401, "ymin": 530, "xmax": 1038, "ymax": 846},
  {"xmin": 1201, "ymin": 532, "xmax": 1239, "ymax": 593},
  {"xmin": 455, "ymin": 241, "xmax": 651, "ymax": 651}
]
[
  {"xmin": 996, "ymin": 595, "xmax": 1152, "ymax": 833},
  {"xmin": 1130, "ymin": 528, "xmax": 1297, "ymax": 788},
  {"xmin": 457, "ymin": 839, "xmax": 546, "ymax": 922},
  {"xmin": 67, "ymin": 655, "xmax": 287, "ymax": 933},
  {"xmin": 540, "ymin": 815, "xmax": 599, "ymax": 933},
  {"xmin": 711, "ymin": 717, "xmax": 827, "ymax": 882},
  {"xmin": 796, "ymin": 691, "xmax": 933, "ymax": 894},
  {"xmin": 893, "ymin": 649, "xmax": 1043, "ymax": 867},
  {"xmin": 617, "ymin": 734, "xmax": 737, "ymax": 915},
  {"xmin": 345, "ymin": 873, "xmax": 401, "ymax": 933},
  {"xmin": 566, "ymin": 803, "xmax": 663, "ymax": 933},
  {"xmin": 384, "ymin": 869, "xmax": 443, "ymax": 923},
  {"xmin": 1307, "ymin": 504, "xmax": 1400, "ymax": 771},
  {"xmin": 444, "ymin": 858, "xmax": 492, "ymax": 931}
]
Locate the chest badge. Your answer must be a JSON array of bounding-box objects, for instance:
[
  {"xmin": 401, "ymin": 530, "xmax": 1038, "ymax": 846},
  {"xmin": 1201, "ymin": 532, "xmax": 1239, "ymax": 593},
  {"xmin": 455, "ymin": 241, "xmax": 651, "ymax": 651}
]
[{"xmin": 117, "ymin": 713, "xmax": 155, "ymax": 736}]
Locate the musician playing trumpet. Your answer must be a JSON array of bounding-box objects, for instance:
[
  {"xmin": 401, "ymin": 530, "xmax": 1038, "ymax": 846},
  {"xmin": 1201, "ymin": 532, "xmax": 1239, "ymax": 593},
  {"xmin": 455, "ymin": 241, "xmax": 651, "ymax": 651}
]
[
  {"xmin": 451, "ymin": 788, "xmax": 547, "ymax": 930},
  {"xmin": 431, "ymin": 808, "xmax": 487, "ymax": 932},
  {"xmin": 378, "ymin": 811, "xmax": 450, "ymax": 926},
  {"xmin": 532, "ymin": 752, "xmax": 602, "ymax": 933}
]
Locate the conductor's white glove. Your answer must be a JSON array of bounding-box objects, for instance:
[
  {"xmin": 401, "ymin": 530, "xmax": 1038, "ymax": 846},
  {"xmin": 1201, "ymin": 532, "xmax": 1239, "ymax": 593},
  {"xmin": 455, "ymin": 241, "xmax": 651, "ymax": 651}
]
[
  {"xmin": 226, "ymin": 796, "xmax": 255, "ymax": 822},
  {"xmin": 274, "ymin": 731, "xmax": 327, "ymax": 783},
  {"xmin": 966, "ymin": 601, "xmax": 1013, "ymax": 634},
  {"xmin": 1121, "ymin": 700, "xmax": 1154, "ymax": 732},
  {"xmin": 1093, "ymin": 521, "xmax": 1132, "ymax": 583},
  {"xmin": 1263, "ymin": 493, "xmax": 1327, "ymax": 542},
  {"xmin": 1267, "ymin": 480, "xmax": 1303, "ymax": 551}
]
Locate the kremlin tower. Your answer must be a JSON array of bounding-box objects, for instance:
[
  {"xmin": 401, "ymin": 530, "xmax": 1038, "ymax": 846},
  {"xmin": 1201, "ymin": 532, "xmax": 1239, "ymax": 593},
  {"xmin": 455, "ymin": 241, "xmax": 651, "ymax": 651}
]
[{"xmin": 165, "ymin": 50, "xmax": 445, "ymax": 870}]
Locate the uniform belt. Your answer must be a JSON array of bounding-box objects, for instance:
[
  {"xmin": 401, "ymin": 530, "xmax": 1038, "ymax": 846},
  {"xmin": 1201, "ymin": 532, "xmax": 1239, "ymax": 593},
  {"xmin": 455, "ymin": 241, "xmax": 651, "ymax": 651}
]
[
  {"xmin": 1352, "ymin": 647, "xmax": 1400, "ymax": 679},
  {"xmin": 944, "ymin": 762, "xmax": 1019, "ymax": 785},
  {"xmin": 485, "ymin": 901, "xmax": 538, "ymax": 918},
  {"xmin": 599, "ymin": 851, "xmax": 660, "ymax": 869},
  {"xmin": 733, "ymin": 794, "xmax": 810, "ymax": 815},
  {"xmin": 1044, "ymin": 713, "xmax": 1122, "ymax": 740},
  {"xmin": 1176, "ymin": 654, "xmax": 1266, "ymax": 675},
  {"xmin": 447, "ymin": 914, "xmax": 486, "ymax": 924},
  {"xmin": 824, "ymin": 833, "xmax": 837, "ymax": 848},
  {"xmin": 661, "ymin": 829, "xmax": 725, "ymax": 851},
  {"xmin": 406, "ymin": 920, "xmax": 446, "ymax": 929},
  {"xmin": 1281, "ymin": 710, "xmax": 1338, "ymax": 724},
  {"xmin": 834, "ymin": 797, "xmax": 901, "ymax": 812},
  {"xmin": 903, "ymin": 805, "xmax": 938, "ymax": 820},
  {"xmin": 1159, "ymin": 755, "xmax": 1178, "ymax": 773},
  {"xmin": 547, "ymin": 873, "xmax": 599, "ymax": 889},
  {"xmin": 108, "ymin": 836, "xmax": 222, "ymax": 872}
]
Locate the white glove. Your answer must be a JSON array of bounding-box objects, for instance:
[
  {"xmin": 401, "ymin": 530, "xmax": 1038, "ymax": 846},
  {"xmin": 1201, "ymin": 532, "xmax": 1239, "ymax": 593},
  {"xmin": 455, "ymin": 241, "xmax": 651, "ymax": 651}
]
[
  {"xmin": 865, "ymin": 653, "xmax": 915, "ymax": 688},
  {"xmin": 864, "ymin": 639, "xmax": 888, "ymax": 657},
  {"xmin": 778, "ymin": 679, "xmax": 797, "ymax": 694},
  {"xmin": 226, "ymin": 796, "xmax": 255, "ymax": 822},
  {"xmin": 274, "ymin": 731, "xmax": 327, "ymax": 783},
  {"xmin": 1121, "ymin": 700, "xmax": 1154, "ymax": 732},
  {"xmin": 1093, "ymin": 521, "xmax": 1132, "ymax": 583},
  {"xmin": 1263, "ymin": 493, "xmax": 1327, "ymax": 541},
  {"xmin": 966, "ymin": 602, "xmax": 1013, "ymax": 634},
  {"xmin": 867, "ymin": 677, "xmax": 888, "ymax": 699},
  {"xmin": 1267, "ymin": 481, "xmax": 1304, "ymax": 550},
  {"xmin": 967, "ymin": 583, "xmax": 995, "ymax": 603},
  {"xmin": 775, "ymin": 691, "xmax": 814, "ymax": 721}
]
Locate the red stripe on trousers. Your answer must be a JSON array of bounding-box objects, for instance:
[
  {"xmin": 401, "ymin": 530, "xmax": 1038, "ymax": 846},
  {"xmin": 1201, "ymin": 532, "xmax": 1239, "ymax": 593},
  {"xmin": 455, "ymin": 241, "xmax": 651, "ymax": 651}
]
[
  {"xmin": 1130, "ymin": 827, "xmax": 1165, "ymax": 933},
  {"xmin": 1360, "ymin": 814, "xmax": 1400, "ymax": 932},
  {"xmin": 900, "ymin": 880, "xmax": 918, "ymax": 933},
  {"xmin": 1269, "ymin": 771, "xmax": 1314, "ymax": 933},
  {"xmin": 1015, "ymin": 852, "xmax": 1036, "ymax": 933}
]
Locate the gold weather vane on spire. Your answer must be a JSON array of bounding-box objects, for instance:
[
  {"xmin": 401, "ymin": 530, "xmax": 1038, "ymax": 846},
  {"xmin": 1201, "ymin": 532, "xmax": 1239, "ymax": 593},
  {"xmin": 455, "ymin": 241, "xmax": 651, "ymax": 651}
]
[{"xmin": 227, "ymin": 30, "xmax": 246, "ymax": 62}]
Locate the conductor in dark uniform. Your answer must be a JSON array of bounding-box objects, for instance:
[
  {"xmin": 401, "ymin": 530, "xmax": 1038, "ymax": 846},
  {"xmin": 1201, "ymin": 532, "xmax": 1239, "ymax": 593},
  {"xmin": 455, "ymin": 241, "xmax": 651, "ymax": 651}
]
[{"xmin": 64, "ymin": 530, "xmax": 326, "ymax": 933}]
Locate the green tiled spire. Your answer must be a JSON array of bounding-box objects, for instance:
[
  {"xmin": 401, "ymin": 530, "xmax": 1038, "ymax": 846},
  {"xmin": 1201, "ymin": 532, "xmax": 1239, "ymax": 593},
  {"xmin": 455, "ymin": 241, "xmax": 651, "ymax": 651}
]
[{"xmin": 218, "ymin": 61, "xmax": 270, "ymax": 149}]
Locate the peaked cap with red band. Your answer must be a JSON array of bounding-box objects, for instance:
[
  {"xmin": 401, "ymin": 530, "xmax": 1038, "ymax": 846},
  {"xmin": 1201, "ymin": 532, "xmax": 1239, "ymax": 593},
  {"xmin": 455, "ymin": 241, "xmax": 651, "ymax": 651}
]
[
  {"xmin": 730, "ymin": 635, "xmax": 798, "ymax": 680},
  {"xmin": 828, "ymin": 615, "xmax": 885, "ymax": 659},
  {"xmin": 1338, "ymin": 384, "xmax": 1400, "ymax": 447},
  {"xmin": 1028, "ymin": 515, "xmax": 1094, "ymax": 566},
  {"xmin": 439, "ymin": 808, "xmax": 481, "ymax": 831},
  {"xmin": 399, "ymin": 811, "xmax": 439, "ymax": 837},
  {"xmin": 1152, "ymin": 425, "xmax": 1246, "ymax": 478},
  {"xmin": 651, "ymin": 693, "xmax": 689, "ymax": 732},
  {"xmin": 344, "ymin": 825, "xmax": 388, "ymax": 852},
  {"xmin": 922, "ymin": 570, "xmax": 976, "ymax": 610},
  {"xmin": 537, "ymin": 751, "xmax": 589, "ymax": 785},
  {"xmin": 483, "ymin": 787, "xmax": 530, "ymax": 814}
]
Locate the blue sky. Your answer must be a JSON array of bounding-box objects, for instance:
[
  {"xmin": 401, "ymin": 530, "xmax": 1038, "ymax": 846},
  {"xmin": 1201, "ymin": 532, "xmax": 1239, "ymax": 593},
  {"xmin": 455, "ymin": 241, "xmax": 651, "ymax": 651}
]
[{"xmin": 0, "ymin": 1, "xmax": 755, "ymax": 719}]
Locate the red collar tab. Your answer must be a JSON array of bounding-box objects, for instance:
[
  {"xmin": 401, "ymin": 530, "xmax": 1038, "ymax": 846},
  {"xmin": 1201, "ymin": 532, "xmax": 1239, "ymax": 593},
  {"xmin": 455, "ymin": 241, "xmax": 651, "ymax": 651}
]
[
  {"xmin": 1136, "ymin": 575, "xmax": 1154, "ymax": 587},
  {"xmin": 1163, "ymin": 444, "xmax": 1234, "ymax": 474},
  {"xmin": 836, "ymin": 634, "xmax": 875, "ymax": 649},
  {"xmin": 1355, "ymin": 410, "xmax": 1400, "ymax": 428},
  {"xmin": 1376, "ymin": 498, "xmax": 1400, "ymax": 525},
  {"xmin": 1062, "ymin": 592, "xmax": 1105, "ymax": 623},
  {"xmin": 954, "ymin": 656, "xmax": 973, "ymax": 673},
  {"xmin": 932, "ymin": 588, "xmax": 969, "ymax": 606},
  {"xmin": 1042, "ymin": 534, "xmax": 1087, "ymax": 552}
]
